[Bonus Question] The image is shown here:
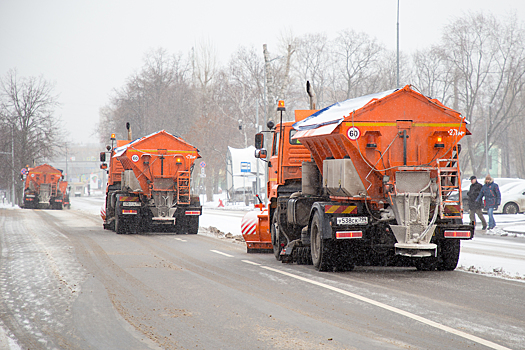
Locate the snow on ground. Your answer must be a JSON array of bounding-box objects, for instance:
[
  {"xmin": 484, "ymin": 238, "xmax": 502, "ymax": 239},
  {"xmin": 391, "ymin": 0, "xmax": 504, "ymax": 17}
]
[
  {"xmin": 69, "ymin": 192, "xmax": 105, "ymax": 216},
  {"xmin": 0, "ymin": 199, "xmax": 19, "ymax": 209},
  {"xmin": 459, "ymin": 236, "xmax": 525, "ymax": 281}
]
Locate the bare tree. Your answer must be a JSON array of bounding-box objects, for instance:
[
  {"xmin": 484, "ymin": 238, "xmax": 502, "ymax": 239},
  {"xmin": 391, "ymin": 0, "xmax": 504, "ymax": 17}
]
[
  {"xmin": 263, "ymin": 43, "xmax": 296, "ymax": 124},
  {"xmin": 294, "ymin": 33, "xmax": 332, "ymax": 108},
  {"xmin": 215, "ymin": 46, "xmax": 265, "ymax": 147},
  {"xmin": 412, "ymin": 46, "xmax": 455, "ymax": 104},
  {"xmin": 442, "ymin": 13, "xmax": 525, "ymax": 176},
  {"xmin": 331, "ymin": 29, "xmax": 385, "ymax": 100},
  {"xmin": 97, "ymin": 48, "xmax": 196, "ymax": 141},
  {"xmin": 0, "ymin": 69, "xmax": 61, "ymax": 204}
]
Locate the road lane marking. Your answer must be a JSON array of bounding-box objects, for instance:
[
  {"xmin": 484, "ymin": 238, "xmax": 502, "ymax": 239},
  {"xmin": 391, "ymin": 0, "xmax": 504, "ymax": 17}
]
[
  {"xmin": 210, "ymin": 250, "xmax": 234, "ymax": 258},
  {"xmin": 174, "ymin": 238, "xmax": 187, "ymax": 242},
  {"xmin": 260, "ymin": 265, "xmax": 511, "ymax": 350},
  {"xmin": 241, "ymin": 260, "xmax": 261, "ymax": 266}
]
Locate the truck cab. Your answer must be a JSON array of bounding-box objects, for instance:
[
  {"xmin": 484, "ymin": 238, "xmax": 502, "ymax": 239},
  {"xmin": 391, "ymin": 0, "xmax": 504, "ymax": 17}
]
[{"xmin": 244, "ymin": 110, "xmax": 315, "ymax": 254}]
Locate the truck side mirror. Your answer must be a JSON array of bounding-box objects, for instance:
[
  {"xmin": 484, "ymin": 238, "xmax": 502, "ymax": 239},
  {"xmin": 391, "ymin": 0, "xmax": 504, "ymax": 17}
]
[
  {"xmin": 255, "ymin": 133, "xmax": 264, "ymax": 149},
  {"xmin": 100, "ymin": 152, "xmax": 106, "ymax": 162},
  {"xmin": 255, "ymin": 149, "xmax": 267, "ymax": 159}
]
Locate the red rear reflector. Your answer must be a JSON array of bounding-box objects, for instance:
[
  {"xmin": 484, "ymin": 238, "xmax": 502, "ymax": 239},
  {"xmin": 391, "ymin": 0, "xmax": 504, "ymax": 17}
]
[
  {"xmin": 122, "ymin": 209, "xmax": 137, "ymax": 214},
  {"xmin": 185, "ymin": 211, "xmax": 200, "ymax": 215},
  {"xmin": 55, "ymin": 199, "xmax": 62, "ymax": 202},
  {"xmin": 119, "ymin": 196, "xmax": 139, "ymax": 202},
  {"xmin": 336, "ymin": 231, "xmax": 363, "ymax": 239},
  {"xmin": 444, "ymin": 230, "xmax": 471, "ymax": 238}
]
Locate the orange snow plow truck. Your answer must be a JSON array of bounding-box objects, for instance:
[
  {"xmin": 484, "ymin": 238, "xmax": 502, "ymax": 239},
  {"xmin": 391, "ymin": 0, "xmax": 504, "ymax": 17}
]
[
  {"xmin": 243, "ymin": 85, "xmax": 474, "ymax": 271},
  {"xmin": 22, "ymin": 164, "xmax": 66, "ymax": 209},
  {"xmin": 100, "ymin": 125, "xmax": 202, "ymax": 234}
]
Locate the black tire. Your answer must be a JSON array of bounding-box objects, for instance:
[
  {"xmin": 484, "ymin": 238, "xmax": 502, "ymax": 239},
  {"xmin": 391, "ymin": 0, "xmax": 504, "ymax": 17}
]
[
  {"xmin": 186, "ymin": 216, "xmax": 199, "ymax": 234},
  {"xmin": 503, "ymin": 202, "xmax": 519, "ymax": 214},
  {"xmin": 114, "ymin": 200, "xmax": 126, "ymax": 234},
  {"xmin": 336, "ymin": 242, "xmax": 355, "ymax": 271},
  {"xmin": 310, "ymin": 211, "xmax": 333, "ymax": 272},
  {"xmin": 115, "ymin": 214, "xmax": 126, "ymax": 234},
  {"xmin": 271, "ymin": 212, "xmax": 284, "ymax": 261},
  {"xmin": 437, "ymin": 239, "xmax": 460, "ymax": 271}
]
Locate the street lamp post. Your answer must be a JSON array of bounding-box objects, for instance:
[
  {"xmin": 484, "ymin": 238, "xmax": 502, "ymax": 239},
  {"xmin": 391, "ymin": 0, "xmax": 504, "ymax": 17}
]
[
  {"xmin": 263, "ymin": 54, "xmax": 284, "ymax": 202},
  {"xmin": 485, "ymin": 105, "xmax": 491, "ymax": 175},
  {"xmin": 1, "ymin": 127, "xmax": 16, "ymax": 205},
  {"xmin": 255, "ymin": 102, "xmax": 260, "ymax": 199},
  {"xmin": 11, "ymin": 127, "xmax": 14, "ymax": 205},
  {"xmin": 396, "ymin": 0, "xmax": 400, "ymax": 88}
]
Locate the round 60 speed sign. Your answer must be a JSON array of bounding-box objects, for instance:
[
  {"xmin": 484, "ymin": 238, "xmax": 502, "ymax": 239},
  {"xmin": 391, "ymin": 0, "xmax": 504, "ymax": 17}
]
[{"xmin": 347, "ymin": 126, "xmax": 361, "ymax": 141}]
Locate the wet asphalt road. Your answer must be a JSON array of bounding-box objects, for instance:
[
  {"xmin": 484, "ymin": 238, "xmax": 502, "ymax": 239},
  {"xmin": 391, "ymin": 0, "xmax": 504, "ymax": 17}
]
[{"xmin": 1, "ymin": 205, "xmax": 524, "ymax": 350}]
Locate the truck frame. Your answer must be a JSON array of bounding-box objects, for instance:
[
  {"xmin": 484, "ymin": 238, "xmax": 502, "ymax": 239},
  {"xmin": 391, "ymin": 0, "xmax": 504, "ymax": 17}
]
[
  {"xmin": 22, "ymin": 164, "xmax": 66, "ymax": 210},
  {"xmin": 100, "ymin": 126, "xmax": 202, "ymax": 234},
  {"xmin": 243, "ymin": 85, "xmax": 474, "ymax": 271}
]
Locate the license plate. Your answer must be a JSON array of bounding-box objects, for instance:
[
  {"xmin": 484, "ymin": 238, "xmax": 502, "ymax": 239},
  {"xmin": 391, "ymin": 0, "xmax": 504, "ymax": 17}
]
[
  {"xmin": 336, "ymin": 216, "xmax": 368, "ymax": 225},
  {"xmin": 122, "ymin": 202, "xmax": 141, "ymax": 207}
]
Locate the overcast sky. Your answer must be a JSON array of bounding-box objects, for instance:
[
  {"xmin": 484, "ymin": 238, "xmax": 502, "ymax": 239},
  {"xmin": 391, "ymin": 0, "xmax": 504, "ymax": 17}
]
[{"xmin": 1, "ymin": 0, "xmax": 524, "ymax": 144}]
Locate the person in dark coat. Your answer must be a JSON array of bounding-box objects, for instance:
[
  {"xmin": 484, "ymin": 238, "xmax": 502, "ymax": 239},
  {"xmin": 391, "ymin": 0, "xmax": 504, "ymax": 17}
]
[
  {"xmin": 467, "ymin": 175, "xmax": 487, "ymax": 230},
  {"xmin": 476, "ymin": 175, "xmax": 501, "ymax": 230}
]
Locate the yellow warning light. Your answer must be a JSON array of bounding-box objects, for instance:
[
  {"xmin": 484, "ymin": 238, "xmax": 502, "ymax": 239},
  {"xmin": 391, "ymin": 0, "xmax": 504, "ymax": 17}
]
[
  {"xmin": 175, "ymin": 157, "xmax": 183, "ymax": 164},
  {"xmin": 434, "ymin": 135, "xmax": 445, "ymax": 148},
  {"xmin": 111, "ymin": 133, "xmax": 116, "ymax": 140},
  {"xmin": 277, "ymin": 100, "xmax": 286, "ymax": 111}
]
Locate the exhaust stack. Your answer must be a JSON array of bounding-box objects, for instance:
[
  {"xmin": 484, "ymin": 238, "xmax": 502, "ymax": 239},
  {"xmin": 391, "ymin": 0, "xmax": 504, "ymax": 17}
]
[{"xmin": 126, "ymin": 122, "xmax": 132, "ymax": 141}]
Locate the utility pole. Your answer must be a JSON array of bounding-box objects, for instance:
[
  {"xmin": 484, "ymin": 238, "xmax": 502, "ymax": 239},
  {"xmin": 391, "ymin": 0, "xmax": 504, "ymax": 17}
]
[
  {"xmin": 486, "ymin": 105, "xmax": 491, "ymax": 175},
  {"xmin": 396, "ymin": 0, "xmax": 400, "ymax": 88},
  {"xmin": 11, "ymin": 127, "xmax": 15, "ymax": 205},
  {"xmin": 65, "ymin": 143, "xmax": 68, "ymax": 182},
  {"xmin": 255, "ymin": 102, "xmax": 259, "ymax": 199},
  {"xmin": 1, "ymin": 124, "xmax": 16, "ymax": 205}
]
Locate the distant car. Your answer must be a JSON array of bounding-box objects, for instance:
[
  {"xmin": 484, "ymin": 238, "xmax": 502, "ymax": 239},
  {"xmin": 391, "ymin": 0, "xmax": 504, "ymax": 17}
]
[
  {"xmin": 494, "ymin": 182, "xmax": 525, "ymax": 214},
  {"xmin": 447, "ymin": 190, "xmax": 468, "ymax": 211},
  {"xmin": 494, "ymin": 178, "xmax": 525, "ymax": 187}
]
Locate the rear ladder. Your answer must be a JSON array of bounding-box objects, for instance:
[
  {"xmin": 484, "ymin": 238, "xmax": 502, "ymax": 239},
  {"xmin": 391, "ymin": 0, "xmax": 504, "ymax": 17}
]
[
  {"xmin": 437, "ymin": 158, "xmax": 462, "ymax": 219},
  {"xmin": 177, "ymin": 171, "xmax": 190, "ymax": 205}
]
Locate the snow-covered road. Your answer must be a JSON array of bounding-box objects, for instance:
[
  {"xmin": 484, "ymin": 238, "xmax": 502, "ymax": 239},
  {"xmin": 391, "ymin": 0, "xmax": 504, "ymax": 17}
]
[
  {"xmin": 201, "ymin": 204, "xmax": 525, "ymax": 281},
  {"xmin": 5, "ymin": 195, "xmax": 525, "ymax": 281}
]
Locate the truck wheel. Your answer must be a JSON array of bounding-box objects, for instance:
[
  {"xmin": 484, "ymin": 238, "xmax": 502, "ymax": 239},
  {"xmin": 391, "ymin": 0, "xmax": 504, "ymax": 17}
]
[
  {"xmin": 115, "ymin": 214, "xmax": 126, "ymax": 234},
  {"xmin": 336, "ymin": 242, "xmax": 355, "ymax": 271},
  {"xmin": 311, "ymin": 211, "xmax": 333, "ymax": 272},
  {"xmin": 271, "ymin": 213, "xmax": 284, "ymax": 261},
  {"xmin": 437, "ymin": 239, "xmax": 460, "ymax": 271},
  {"xmin": 186, "ymin": 216, "xmax": 199, "ymax": 234}
]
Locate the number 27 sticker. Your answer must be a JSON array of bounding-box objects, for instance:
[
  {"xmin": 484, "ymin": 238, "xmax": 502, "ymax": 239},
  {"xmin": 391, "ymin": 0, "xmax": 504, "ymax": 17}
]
[{"xmin": 347, "ymin": 126, "xmax": 361, "ymax": 140}]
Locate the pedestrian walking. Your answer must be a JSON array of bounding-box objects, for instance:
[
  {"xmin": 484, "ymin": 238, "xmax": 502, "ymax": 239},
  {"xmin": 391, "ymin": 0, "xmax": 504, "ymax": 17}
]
[
  {"xmin": 467, "ymin": 175, "xmax": 487, "ymax": 230},
  {"xmin": 476, "ymin": 175, "xmax": 501, "ymax": 231}
]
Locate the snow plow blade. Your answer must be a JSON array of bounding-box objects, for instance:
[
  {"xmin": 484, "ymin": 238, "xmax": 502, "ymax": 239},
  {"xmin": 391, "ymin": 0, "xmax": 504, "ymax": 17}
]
[{"xmin": 241, "ymin": 208, "xmax": 272, "ymax": 253}]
